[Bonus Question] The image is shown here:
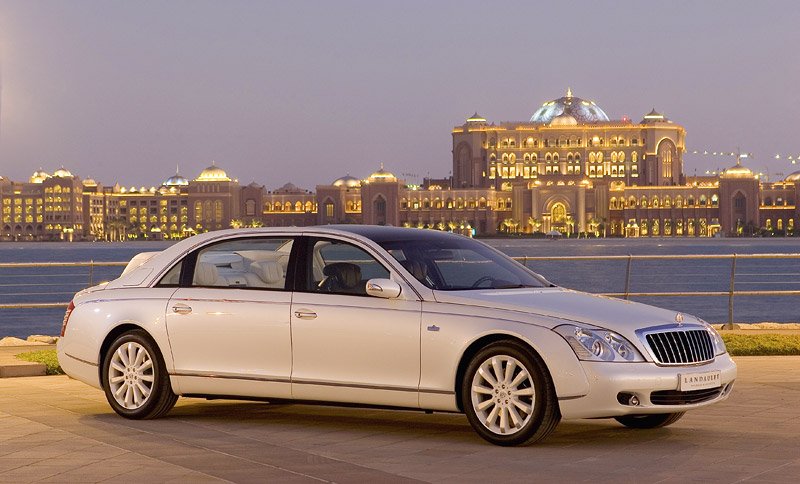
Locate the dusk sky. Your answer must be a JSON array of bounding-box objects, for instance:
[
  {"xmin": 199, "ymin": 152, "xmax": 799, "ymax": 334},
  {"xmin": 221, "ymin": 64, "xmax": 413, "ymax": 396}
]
[{"xmin": 1, "ymin": 1, "xmax": 799, "ymax": 189}]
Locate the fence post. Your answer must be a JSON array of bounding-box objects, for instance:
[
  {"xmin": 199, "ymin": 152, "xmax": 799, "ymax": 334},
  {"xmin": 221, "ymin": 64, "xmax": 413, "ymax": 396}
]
[
  {"xmin": 89, "ymin": 260, "xmax": 94, "ymax": 287},
  {"xmin": 724, "ymin": 254, "xmax": 737, "ymax": 330},
  {"xmin": 623, "ymin": 254, "xmax": 633, "ymax": 300}
]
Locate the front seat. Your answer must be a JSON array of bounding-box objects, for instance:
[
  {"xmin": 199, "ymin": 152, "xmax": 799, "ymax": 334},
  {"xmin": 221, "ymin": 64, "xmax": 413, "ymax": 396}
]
[
  {"xmin": 319, "ymin": 262, "xmax": 363, "ymax": 294},
  {"xmin": 400, "ymin": 259, "xmax": 428, "ymax": 283}
]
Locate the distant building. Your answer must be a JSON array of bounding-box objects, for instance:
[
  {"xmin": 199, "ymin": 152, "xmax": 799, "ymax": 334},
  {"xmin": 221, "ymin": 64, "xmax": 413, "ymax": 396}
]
[{"xmin": 1, "ymin": 89, "xmax": 798, "ymax": 240}]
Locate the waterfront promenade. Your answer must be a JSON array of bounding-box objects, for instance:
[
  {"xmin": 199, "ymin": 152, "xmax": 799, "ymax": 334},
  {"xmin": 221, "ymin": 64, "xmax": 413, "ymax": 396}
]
[{"xmin": 1, "ymin": 356, "xmax": 798, "ymax": 483}]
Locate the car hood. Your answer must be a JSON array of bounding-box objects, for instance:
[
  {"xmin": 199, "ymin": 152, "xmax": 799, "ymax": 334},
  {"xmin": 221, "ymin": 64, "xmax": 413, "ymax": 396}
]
[{"xmin": 433, "ymin": 287, "xmax": 695, "ymax": 334}]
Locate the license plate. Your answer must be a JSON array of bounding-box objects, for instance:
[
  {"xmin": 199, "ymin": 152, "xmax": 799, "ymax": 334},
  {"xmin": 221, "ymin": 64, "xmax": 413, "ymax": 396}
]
[{"xmin": 678, "ymin": 370, "xmax": 721, "ymax": 391}]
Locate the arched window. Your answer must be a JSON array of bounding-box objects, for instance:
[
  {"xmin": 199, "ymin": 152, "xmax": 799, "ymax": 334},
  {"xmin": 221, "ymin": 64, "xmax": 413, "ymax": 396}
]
[
  {"xmin": 700, "ymin": 195, "xmax": 708, "ymax": 206},
  {"xmin": 214, "ymin": 201, "xmax": 223, "ymax": 222},
  {"xmin": 675, "ymin": 196, "xmax": 683, "ymax": 208},
  {"xmin": 294, "ymin": 201, "xmax": 303, "ymax": 212},
  {"xmin": 711, "ymin": 194, "xmax": 719, "ymax": 207},
  {"xmin": 611, "ymin": 152, "xmax": 618, "ymax": 163},
  {"xmin": 305, "ymin": 201, "xmax": 313, "ymax": 211},
  {"xmin": 619, "ymin": 152, "xmax": 626, "ymax": 162},
  {"xmin": 284, "ymin": 201, "xmax": 291, "ymax": 212},
  {"xmin": 651, "ymin": 196, "xmax": 660, "ymax": 208},
  {"xmin": 245, "ymin": 199, "xmax": 256, "ymax": 216},
  {"xmin": 509, "ymin": 153, "xmax": 516, "ymax": 162},
  {"xmin": 203, "ymin": 200, "xmax": 212, "ymax": 221},
  {"xmin": 610, "ymin": 197, "xmax": 618, "ymax": 209},
  {"xmin": 545, "ymin": 153, "xmax": 552, "ymax": 162},
  {"xmin": 632, "ymin": 152, "xmax": 638, "ymax": 163},
  {"xmin": 628, "ymin": 196, "xmax": 637, "ymax": 208},
  {"xmin": 553, "ymin": 153, "xmax": 559, "ymax": 162},
  {"xmin": 664, "ymin": 196, "xmax": 672, "ymax": 208},
  {"xmin": 640, "ymin": 196, "xmax": 648, "ymax": 207}
]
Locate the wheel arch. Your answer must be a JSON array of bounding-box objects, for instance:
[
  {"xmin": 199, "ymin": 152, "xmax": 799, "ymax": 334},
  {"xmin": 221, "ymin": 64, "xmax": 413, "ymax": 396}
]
[
  {"xmin": 98, "ymin": 323, "xmax": 156, "ymax": 383},
  {"xmin": 454, "ymin": 333, "xmax": 553, "ymax": 412}
]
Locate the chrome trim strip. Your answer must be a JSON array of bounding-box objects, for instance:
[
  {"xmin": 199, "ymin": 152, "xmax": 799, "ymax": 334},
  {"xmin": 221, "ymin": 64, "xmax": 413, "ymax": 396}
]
[
  {"xmin": 170, "ymin": 371, "xmax": 291, "ymax": 384},
  {"xmin": 65, "ymin": 352, "xmax": 98, "ymax": 367},
  {"xmin": 169, "ymin": 371, "xmax": 454, "ymax": 395}
]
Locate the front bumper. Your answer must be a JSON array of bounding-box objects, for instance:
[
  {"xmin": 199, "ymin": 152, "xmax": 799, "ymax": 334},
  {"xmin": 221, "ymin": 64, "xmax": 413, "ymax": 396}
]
[{"xmin": 558, "ymin": 353, "xmax": 737, "ymax": 420}]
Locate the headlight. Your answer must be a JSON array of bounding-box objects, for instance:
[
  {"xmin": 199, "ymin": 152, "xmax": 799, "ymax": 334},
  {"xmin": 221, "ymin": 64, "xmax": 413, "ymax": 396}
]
[
  {"xmin": 699, "ymin": 320, "xmax": 727, "ymax": 356},
  {"xmin": 555, "ymin": 324, "xmax": 644, "ymax": 362}
]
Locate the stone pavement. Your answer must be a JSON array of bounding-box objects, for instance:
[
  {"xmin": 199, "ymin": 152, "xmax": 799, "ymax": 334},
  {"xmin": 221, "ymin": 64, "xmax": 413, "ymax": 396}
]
[{"xmin": 1, "ymin": 356, "xmax": 799, "ymax": 483}]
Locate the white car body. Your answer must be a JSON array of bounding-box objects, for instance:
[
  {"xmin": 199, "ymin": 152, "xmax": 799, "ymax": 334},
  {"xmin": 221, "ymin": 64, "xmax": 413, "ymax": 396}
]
[{"xmin": 58, "ymin": 226, "xmax": 736, "ymax": 444}]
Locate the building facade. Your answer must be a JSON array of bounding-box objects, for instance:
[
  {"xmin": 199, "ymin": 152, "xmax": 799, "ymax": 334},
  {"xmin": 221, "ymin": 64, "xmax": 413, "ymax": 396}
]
[{"xmin": 1, "ymin": 90, "xmax": 798, "ymax": 240}]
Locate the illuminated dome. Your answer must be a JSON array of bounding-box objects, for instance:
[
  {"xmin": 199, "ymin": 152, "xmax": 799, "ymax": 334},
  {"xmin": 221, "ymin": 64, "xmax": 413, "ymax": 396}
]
[
  {"xmin": 82, "ymin": 178, "xmax": 98, "ymax": 187},
  {"xmin": 530, "ymin": 88, "xmax": 610, "ymax": 124},
  {"xmin": 163, "ymin": 172, "xmax": 189, "ymax": 187},
  {"xmin": 333, "ymin": 175, "xmax": 361, "ymax": 188},
  {"xmin": 30, "ymin": 168, "xmax": 51, "ymax": 183},
  {"xmin": 784, "ymin": 170, "xmax": 800, "ymax": 182},
  {"xmin": 466, "ymin": 112, "xmax": 487, "ymax": 124},
  {"xmin": 368, "ymin": 164, "xmax": 397, "ymax": 183},
  {"xmin": 721, "ymin": 161, "xmax": 755, "ymax": 178},
  {"xmin": 53, "ymin": 166, "xmax": 73, "ymax": 178},
  {"xmin": 550, "ymin": 113, "xmax": 578, "ymax": 126},
  {"xmin": 195, "ymin": 162, "xmax": 231, "ymax": 182}
]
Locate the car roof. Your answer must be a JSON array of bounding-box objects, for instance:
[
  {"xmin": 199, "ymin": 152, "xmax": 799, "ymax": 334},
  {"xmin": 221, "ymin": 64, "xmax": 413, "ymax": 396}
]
[{"xmin": 321, "ymin": 225, "xmax": 466, "ymax": 244}]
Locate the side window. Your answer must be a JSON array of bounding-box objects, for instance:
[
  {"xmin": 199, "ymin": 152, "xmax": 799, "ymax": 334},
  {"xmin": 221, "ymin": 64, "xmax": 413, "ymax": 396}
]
[
  {"xmin": 305, "ymin": 239, "xmax": 390, "ymax": 296},
  {"xmin": 156, "ymin": 262, "xmax": 183, "ymax": 287},
  {"xmin": 191, "ymin": 237, "xmax": 294, "ymax": 290}
]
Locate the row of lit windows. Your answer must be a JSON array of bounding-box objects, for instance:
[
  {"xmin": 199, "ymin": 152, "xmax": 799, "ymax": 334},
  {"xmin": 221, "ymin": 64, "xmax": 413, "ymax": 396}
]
[
  {"xmin": 2, "ymin": 215, "xmax": 45, "ymax": 224},
  {"xmin": 130, "ymin": 215, "xmax": 188, "ymax": 224},
  {"xmin": 610, "ymin": 194, "xmax": 719, "ymax": 209},
  {"xmin": 44, "ymin": 186, "xmax": 74, "ymax": 194},
  {"xmin": 626, "ymin": 218, "xmax": 712, "ymax": 237},
  {"xmin": 762, "ymin": 197, "xmax": 795, "ymax": 206},
  {"xmin": 494, "ymin": 137, "xmax": 640, "ymax": 149},
  {"xmin": 764, "ymin": 219, "xmax": 795, "ymax": 231},
  {"xmin": 195, "ymin": 200, "xmax": 224, "ymax": 223},
  {"xmin": 264, "ymin": 201, "xmax": 316, "ymax": 212},
  {"xmin": 400, "ymin": 197, "xmax": 513, "ymax": 210}
]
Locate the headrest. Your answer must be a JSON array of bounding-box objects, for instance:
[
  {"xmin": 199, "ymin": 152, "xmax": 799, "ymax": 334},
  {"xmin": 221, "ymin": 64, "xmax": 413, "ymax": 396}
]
[
  {"xmin": 401, "ymin": 259, "xmax": 427, "ymax": 281},
  {"xmin": 195, "ymin": 262, "xmax": 219, "ymax": 286},
  {"xmin": 251, "ymin": 260, "xmax": 283, "ymax": 285},
  {"xmin": 323, "ymin": 262, "xmax": 361, "ymax": 289}
]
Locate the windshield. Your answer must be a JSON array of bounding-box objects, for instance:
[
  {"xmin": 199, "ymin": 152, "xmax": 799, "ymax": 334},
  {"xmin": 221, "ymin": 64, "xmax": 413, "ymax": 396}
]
[{"xmin": 378, "ymin": 236, "xmax": 550, "ymax": 290}]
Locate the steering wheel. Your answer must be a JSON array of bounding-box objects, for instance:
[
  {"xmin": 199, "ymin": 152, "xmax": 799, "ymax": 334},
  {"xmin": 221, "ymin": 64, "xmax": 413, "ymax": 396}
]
[{"xmin": 471, "ymin": 275, "xmax": 495, "ymax": 288}]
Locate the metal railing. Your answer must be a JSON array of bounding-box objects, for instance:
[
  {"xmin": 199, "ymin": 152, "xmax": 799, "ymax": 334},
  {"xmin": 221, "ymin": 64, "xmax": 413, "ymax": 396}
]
[
  {"xmin": 0, "ymin": 261, "xmax": 127, "ymax": 309},
  {"xmin": 2, "ymin": 254, "xmax": 800, "ymax": 326}
]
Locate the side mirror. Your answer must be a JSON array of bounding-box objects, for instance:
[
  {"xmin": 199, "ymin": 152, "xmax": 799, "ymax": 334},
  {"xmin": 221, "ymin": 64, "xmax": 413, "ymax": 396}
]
[{"xmin": 365, "ymin": 278, "xmax": 402, "ymax": 299}]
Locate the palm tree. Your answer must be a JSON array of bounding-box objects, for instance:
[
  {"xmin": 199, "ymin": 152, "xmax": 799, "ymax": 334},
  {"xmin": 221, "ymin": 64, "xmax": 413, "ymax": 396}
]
[
  {"xmin": 527, "ymin": 216, "xmax": 542, "ymax": 234},
  {"xmin": 564, "ymin": 215, "xmax": 575, "ymax": 237}
]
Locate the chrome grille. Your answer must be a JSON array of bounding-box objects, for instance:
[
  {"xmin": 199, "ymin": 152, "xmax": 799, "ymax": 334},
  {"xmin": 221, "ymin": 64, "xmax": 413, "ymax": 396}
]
[{"xmin": 645, "ymin": 329, "xmax": 714, "ymax": 365}]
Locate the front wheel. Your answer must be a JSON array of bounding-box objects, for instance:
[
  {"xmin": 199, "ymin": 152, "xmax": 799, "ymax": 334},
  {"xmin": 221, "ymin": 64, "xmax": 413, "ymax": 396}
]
[
  {"xmin": 614, "ymin": 412, "xmax": 685, "ymax": 429},
  {"xmin": 461, "ymin": 341, "xmax": 560, "ymax": 446},
  {"xmin": 101, "ymin": 330, "xmax": 177, "ymax": 419}
]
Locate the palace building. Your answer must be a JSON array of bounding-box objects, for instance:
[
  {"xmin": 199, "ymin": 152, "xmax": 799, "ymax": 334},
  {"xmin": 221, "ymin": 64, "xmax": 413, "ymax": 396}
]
[{"xmin": 1, "ymin": 89, "xmax": 798, "ymax": 240}]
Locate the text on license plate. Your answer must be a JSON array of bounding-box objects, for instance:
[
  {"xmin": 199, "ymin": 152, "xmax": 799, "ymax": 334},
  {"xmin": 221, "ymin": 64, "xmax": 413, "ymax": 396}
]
[{"xmin": 678, "ymin": 370, "xmax": 721, "ymax": 391}]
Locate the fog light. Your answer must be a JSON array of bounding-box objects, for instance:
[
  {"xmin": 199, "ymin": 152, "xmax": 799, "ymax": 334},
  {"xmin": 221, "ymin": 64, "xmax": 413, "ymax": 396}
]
[{"xmin": 629, "ymin": 395, "xmax": 640, "ymax": 406}]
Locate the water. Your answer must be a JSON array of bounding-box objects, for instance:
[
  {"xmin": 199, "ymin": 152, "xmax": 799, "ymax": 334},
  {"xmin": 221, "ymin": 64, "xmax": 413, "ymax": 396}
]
[{"xmin": 1, "ymin": 238, "xmax": 799, "ymax": 338}]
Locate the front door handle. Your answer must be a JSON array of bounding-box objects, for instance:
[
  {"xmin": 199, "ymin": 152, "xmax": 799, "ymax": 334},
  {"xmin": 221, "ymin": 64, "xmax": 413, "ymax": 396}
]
[
  {"xmin": 294, "ymin": 310, "xmax": 317, "ymax": 320},
  {"xmin": 172, "ymin": 304, "xmax": 192, "ymax": 315}
]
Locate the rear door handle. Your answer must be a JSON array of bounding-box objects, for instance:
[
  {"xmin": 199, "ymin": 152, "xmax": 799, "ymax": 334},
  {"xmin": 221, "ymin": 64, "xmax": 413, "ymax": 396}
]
[
  {"xmin": 294, "ymin": 310, "xmax": 317, "ymax": 320},
  {"xmin": 172, "ymin": 304, "xmax": 192, "ymax": 315}
]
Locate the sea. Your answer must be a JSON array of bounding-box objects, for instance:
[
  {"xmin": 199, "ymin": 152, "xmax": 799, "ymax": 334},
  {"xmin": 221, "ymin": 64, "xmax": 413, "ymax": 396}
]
[{"xmin": 1, "ymin": 238, "xmax": 799, "ymax": 338}]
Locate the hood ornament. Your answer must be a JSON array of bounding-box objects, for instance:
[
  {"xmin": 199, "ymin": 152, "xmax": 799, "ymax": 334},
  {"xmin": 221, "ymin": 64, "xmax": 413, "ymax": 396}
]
[{"xmin": 675, "ymin": 313, "xmax": 684, "ymax": 325}]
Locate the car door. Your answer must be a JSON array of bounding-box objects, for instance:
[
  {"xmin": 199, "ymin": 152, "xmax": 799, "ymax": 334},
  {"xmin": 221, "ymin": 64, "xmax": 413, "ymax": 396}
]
[
  {"xmin": 290, "ymin": 236, "xmax": 422, "ymax": 408},
  {"xmin": 165, "ymin": 235, "xmax": 296, "ymax": 399}
]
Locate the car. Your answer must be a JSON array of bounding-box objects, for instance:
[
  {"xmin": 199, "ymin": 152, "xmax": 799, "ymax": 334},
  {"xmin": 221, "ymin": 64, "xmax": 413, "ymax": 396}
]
[{"xmin": 57, "ymin": 226, "xmax": 737, "ymax": 446}]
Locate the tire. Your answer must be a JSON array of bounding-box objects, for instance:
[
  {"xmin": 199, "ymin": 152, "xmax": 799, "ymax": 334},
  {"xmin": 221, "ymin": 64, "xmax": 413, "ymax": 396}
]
[
  {"xmin": 101, "ymin": 329, "xmax": 178, "ymax": 419},
  {"xmin": 461, "ymin": 340, "xmax": 560, "ymax": 446},
  {"xmin": 614, "ymin": 412, "xmax": 685, "ymax": 429}
]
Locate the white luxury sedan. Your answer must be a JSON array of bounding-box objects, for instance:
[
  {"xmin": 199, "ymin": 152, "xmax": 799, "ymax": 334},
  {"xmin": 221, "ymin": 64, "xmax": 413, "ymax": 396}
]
[{"xmin": 57, "ymin": 226, "xmax": 737, "ymax": 446}]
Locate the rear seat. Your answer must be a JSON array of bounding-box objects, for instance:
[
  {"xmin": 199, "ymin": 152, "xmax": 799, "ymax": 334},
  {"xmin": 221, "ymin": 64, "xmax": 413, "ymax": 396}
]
[{"xmin": 195, "ymin": 260, "xmax": 284, "ymax": 289}]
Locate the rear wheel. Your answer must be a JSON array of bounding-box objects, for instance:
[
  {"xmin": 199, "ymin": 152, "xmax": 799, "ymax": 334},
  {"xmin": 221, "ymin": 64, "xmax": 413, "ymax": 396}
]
[
  {"xmin": 461, "ymin": 341, "xmax": 560, "ymax": 446},
  {"xmin": 101, "ymin": 330, "xmax": 177, "ymax": 419},
  {"xmin": 615, "ymin": 412, "xmax": 685, "ymax": 429}
]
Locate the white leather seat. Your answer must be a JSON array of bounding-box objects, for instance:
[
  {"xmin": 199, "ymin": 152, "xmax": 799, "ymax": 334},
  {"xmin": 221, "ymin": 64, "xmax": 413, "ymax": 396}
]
[
  {"xmin": 194, "ymin": 262, "xmax": 223, "ymax": 286},
  {"xmin": 245, "ymin": 260, "xmax": 284, "ymax": 288}
]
